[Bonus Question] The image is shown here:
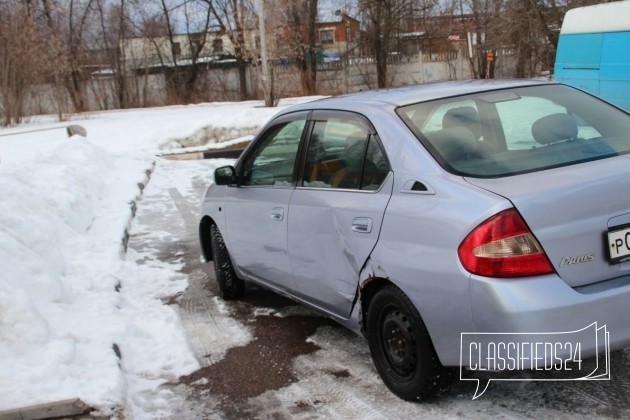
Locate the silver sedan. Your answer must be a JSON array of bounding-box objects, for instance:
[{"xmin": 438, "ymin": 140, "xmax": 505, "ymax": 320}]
[{"xmin": 199, "ymin": 80, "xmax": 630, "ymax": 400}]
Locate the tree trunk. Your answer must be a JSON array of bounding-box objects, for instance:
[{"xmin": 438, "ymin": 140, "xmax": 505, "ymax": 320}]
[
  {"xmin": 185, "ymin": 66, "xmax": 201, "ymax": 102},
  {"xmin": 306, "ymin": 0, "xmax": 318, "ymax": 95},
  {"xmin": 66, "ymin": 70, "xmax": 86, "ymax": 112},
  {"xmin": 376, "ymin": 48, "xmax": 388, "ymax": 88},
  {"xmin": 299, "ymin": 52, "xmax": 311, "ymax": 95},
  {"xmin": 237, "ymin": 58, "xmax": 248, "ymax": 100}
]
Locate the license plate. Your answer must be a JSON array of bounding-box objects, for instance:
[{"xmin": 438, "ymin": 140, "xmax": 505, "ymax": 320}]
[{"xmin": 608, "ymin": 225, "xmax": 630, "ymax": 264}]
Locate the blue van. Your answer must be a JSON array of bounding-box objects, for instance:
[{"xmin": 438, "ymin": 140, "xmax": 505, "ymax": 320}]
[{"xmin": 554, "ymin": 1, "xmax": 630, "ymax": 111}]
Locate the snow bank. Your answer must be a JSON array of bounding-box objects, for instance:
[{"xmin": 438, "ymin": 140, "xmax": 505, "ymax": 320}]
[
  {"xmin": 0, "ymin": 136, "xmax": 197, "ymax": 414},
  {"xmin": 0, "ymin": 96, "xmax": 323, "ymax": 416},
  {"xmin": 0, "ymin": 96, "xmax": 325, "ymax": 164}
]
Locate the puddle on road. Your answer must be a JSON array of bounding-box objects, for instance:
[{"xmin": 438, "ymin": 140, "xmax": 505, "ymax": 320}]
[{"xmin": 181, "ymin": 288, "xmax": 340, "ymax": 418}]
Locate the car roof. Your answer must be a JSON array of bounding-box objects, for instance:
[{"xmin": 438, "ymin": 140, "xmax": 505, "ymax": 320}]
[{"xmin": 285, "ymin": 79, "xmax": 554, "ymax": 111}]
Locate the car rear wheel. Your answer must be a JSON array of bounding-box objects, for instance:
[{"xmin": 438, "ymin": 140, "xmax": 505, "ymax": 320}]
[
  {"xmin": 210, "ymin": 224, "xmax": 244, "ymax": 300},
  {"xmin": 366, "ymin": 284, "xmax": 441, "ymax": 401}
]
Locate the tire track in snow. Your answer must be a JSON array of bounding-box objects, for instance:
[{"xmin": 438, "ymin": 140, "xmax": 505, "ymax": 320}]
[
  {"xmin": 174, "ymin": 267, "xmax": 252, "ymax": 366},
  {"xmin": 129, "ymin": 159, "xmax": 252, "ymax": 367}
]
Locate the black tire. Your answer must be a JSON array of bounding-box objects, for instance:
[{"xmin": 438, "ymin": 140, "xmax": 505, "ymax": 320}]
[
  {"xmin": 366, "ymin": 284, "xmax": 441, "ymax": 401},
  {"xmin": 210, "ymin": 224, "xmax": 244, "ymax": 300}
]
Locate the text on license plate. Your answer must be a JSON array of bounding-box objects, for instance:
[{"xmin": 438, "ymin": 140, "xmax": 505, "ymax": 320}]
[{"xmin": 608, "ymin": 225, "xmax": 630, "ymax": 264}]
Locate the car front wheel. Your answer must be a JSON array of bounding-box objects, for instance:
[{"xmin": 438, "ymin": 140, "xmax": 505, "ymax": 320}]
[
  {"xmin": 366, "ymin": 284, "xmax": 441, "ymax": 401},
  {"xmin": 210, "ymin": 224, "xmax": 244, "ymax": 300}
]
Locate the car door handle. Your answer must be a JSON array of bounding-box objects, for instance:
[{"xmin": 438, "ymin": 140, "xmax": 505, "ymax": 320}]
[
  {"xmin": 270, "ymin": 207, "xmax": 285, "ymax": 221},
  {"xmin": 352, "ymin": 217, "xmax": 373, "ymax": 233},
  {"xmin": 401, "ymin": 179, "xmax": 435, "ymax": 195}
]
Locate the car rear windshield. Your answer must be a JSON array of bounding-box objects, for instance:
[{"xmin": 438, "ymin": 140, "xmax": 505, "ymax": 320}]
[{"xmin": 396, "ymin": 84, "xmax": 630, "ymax": 177}]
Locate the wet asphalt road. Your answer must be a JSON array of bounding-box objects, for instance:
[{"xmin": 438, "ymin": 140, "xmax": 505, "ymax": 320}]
[{"xmin": 127, "ymin": 158, "xmax": 630, "ymax": 419}]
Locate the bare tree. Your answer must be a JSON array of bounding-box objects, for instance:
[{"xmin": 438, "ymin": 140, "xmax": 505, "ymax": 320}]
[
  {"xmin": 181, "ymin": 1, "xmax": 215, "ymax": 101},
  {"xmin": 359, "ymin": 0, "xmax": 414, "ymax": 88},
  {"xmin": 46, "ymin": 0, "xmax": 96, "ymax": 112},
  {"xmin": 448, "ymin": 0, "xmax": 613, "ymax": 79},
  {"xmin": 94, "ymin": 0, "xmax": 130, "ymax": 108},
  {"xmin": 0, "ymin": 1, "xmax": 66, "ymax": 125},
  {"xmin": 128, "ymin": 0, "xmax": 214, "ymax": 103},
  {"xmin": 29, "ymin": 0, "xmax": 73, "ymax": 118},
  {"xmin": 452, "ymin": 0, "xmax": 503, "ymax": 79},
  {"xmin": 513, "ymin": 0, "xmax": 615, "ymax": 77},
  {"xmin": 279, "ymin": 0, "xmax": 318, "ymax": 95},
  {"xmin": 203, "ymin": 0, "xmax": 255, "ymax": 100},
  {"xmin": 156, "ymin": 0, "xmax": 184, "ymax": 101}
]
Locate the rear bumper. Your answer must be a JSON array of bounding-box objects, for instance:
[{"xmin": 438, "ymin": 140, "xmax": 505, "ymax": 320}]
[{"xmin": 463, "ymin": 273, "xmax": 630, "ymax": 368}]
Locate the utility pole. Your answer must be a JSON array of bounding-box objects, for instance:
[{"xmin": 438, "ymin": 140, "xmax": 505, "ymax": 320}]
[{"xmin": 258, "ymin": 0, "xmax": 273, "ymax": 107}]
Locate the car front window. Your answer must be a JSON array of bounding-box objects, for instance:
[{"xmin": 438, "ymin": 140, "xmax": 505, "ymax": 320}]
[
  {"xmin": 241, "ymin": 118, "xmax": 306, "ymax": 186},
  {"xmin": 397, "ymin": 84, "xmax": 630, "ymax": 177}
]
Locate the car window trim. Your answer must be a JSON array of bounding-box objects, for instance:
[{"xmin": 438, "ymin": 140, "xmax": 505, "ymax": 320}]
[
  {"xmin": 294, "ymin": 117, "xmax": 315, "ymax": 189},
  {"xmin": 296, "ymin": 170, "xmax": 394, "ymax": 194},
  {"xmin": 309, "ymin": 109, "xmax": 377, "ymax": 135}
]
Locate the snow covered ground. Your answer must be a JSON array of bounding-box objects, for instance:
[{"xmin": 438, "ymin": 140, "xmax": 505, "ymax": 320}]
[{"xmin": 0, "ymin": 98, "xmax": 320, "ymax": 417}]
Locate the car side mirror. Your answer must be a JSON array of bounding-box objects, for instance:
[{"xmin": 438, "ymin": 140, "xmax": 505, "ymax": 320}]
[{"xmin": 214, "ymin": 165, "xmax": 237, "ymax": 186}]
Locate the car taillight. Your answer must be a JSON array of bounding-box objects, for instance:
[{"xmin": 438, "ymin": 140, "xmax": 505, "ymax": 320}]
[{"xmin": 458, "ymin": 208, "xmax": 554, "ymax": 278}]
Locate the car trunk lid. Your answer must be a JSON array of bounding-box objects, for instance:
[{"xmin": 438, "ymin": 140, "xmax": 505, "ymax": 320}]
[{"xmin": 465, "ymin": 154, "xmax": 630, "ymax": 287}]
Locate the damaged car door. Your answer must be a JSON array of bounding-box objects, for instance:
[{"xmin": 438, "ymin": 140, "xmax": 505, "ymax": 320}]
[{"xmin": 287, "ymin": 110, "xmax": 393, "ymax": 318}]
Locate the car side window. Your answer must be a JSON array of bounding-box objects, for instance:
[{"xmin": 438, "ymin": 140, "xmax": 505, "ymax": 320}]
[
  {"xmin": 241, "ymin": 119, "xmax": 306, "ymax": 186},
  {"xmin": 303, "ymin": 115, "xmax": 389, "ymax": 190}
]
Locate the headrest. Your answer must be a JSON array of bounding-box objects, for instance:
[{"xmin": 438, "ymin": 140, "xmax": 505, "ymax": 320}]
[
  {"xmin": 531, "ymin": 113, "xmax": 578, "ymax": 145},
  {"xmin": 443, "ymin": 106, "xmax": 481, "ymax": 139},
  {"xmin": 427, "ymin": 126, "xmax": 478, "ymax": 161}
]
